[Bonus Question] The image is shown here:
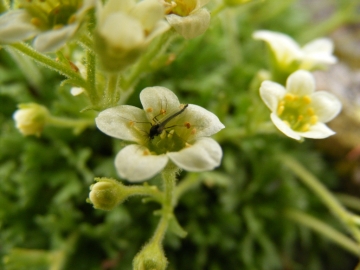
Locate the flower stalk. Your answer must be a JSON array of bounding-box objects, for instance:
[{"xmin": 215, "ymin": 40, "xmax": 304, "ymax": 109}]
[
  {"xmin": 285, "ymin": 209, "xmax": 360, "ymax": 256},
  {"xmin": 280, "ymin": 154, "xmax": 360, "ymax": 243}
]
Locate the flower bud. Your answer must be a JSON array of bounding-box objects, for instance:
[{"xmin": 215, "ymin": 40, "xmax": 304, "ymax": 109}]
[
  {"xmin": 13, "ymin": 103, "xmax": 49, "ymax": 137},
  {"xmin": 133, "ymin": 241, "xmax": 168, "ymax": 270},
  {"xmin": 88, "ymin": 178, "xmax": 129, "ymax": 211}
]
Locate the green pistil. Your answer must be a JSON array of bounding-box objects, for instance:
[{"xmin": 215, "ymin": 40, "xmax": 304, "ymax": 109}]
[
  {"xmin": 148, "ymin": 130, "xmax": 187, "ymax": 154},
  {"xmin": 277, "ymin": 93, "xmax": 318, "ymax": 132}
]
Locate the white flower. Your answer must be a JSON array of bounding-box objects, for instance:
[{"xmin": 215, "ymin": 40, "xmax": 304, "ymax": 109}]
[
  {"xmin": 164, "ymin": 0, "xmax": 211, "ymax": 39},
  {"xmin": 260, "ymin": 70, "xmax": 342, "ymax": 140},
  {"xmin": 13, "ymin": 103, "xmax": 49, "ymax": 137},
  {"xmin": 95, "ymin": 87, "xmax": 225, "ymax": 182},
  {"xmin": 253, "ymin": 30, "xmax": 337, "ymax": 71},
  {"xmin": 0, "ymin": 0, "xmax": 95, "ymax": 52},
  {"xmin": 95, "ymin": 0, "xmax": 170, "ymax": 71}
]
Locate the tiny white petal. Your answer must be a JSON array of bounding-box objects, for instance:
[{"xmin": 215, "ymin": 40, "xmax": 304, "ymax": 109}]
[
  {"xmin": 140, "ymin": 86, "xmax": 181, "ymax": 120},
  {"xmin": 130, "ymin": 0, "xmax": 164, "ymax": 32},
  {"xmin": 33, "ymin": 24, "xmax": 78, "ymax": 52},
  {"xmin": 115, "ymin": 145, "xmax": 168, "ymax": 182},
  {"xmin": 167, "ymin": 137, "xmax": 222, "ymax": 171},
  {"xmin": 298, "ymin": 122, "xmax": 335, "ymax": 139},
  {"xmin": 181, "ymin": 104, "xmax": 225, "ymax": 138},
  {"xmin": 311, "ymin": 91, "xmax": 342, "ymax": 123},
  {"xmin": 166, "ymin": 8, "xmax": 210, "ymax": 39},
  {"xmin": 99, "ymin": 13, "xmax": 144, "ymax": 49},
  {"xmin": 259, "ymin": 81, "xmax": 286, "ymax": 112},
  {"xmin": 95, "ymin": 105, "xmax": 149, "ymax": 142},
  {"xmin": 145, "ymin": 20, "xmax": 170, "ymax": 44},
  {"xmin": 270, "ymin": 113, "xmax": 302, "ymax": 140},
  {"xmin": 302, "ymin": 38, "xmax": 334, "ymax": 54},
  {"xmin": 253, "ymin": 30, "xmax": 302, "ymax": 64},
  {"xmin": 196, "ymin": 0, "xmax": 210, "ymax": 9},
  {"xmin": 286, "ymin": 70, "xmax": 315, "ymax": 95},
  {"xmin": 0, "ymin": 10, "xmax": 39, "ymax": 43},
  {"xmin": 70, "ymin": 87, "xmax": 85, "ymax": 96}
]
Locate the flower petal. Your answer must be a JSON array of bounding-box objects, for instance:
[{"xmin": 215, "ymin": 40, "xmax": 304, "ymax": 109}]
[
  {"xmin": 166, "ymin": 8, "xmax": 210, "ymax": 39},
  {"xmin": 130, "ymin": 0, "xmax": 164, "ymax": 32},
  {"xmin": 311, "ymin": 91, "xmax": 342, "ymax": 123},
  {"xmin": 298, "ymin": 122, "xmax": 335, "ymax": 139},
  {"xmin": 196, "ymin": 0, "xmax": 210, "ymax": 9},
  {"xmin": 33, "ymin": 24, "xmax": 78, "ymax": 52},
  {"xmin": 140, "ymin": 86, "xmax": 181, "ymax": 121},
  {"xmin": 302, "ymin": 38, "xmax": 334, "ymax": 54},
  {"xmin": 270, "ymin": 113, "xmax": 302, "ymax": 140},
  {"xmin": 178, "ymin": 104, "xmax": 225, "ymax": 139},
  {"xmin": 259, "ymin": 81, "xmax": 286, "ymax": 112},
  {"xmin": 145, "ymin": 20, "xmax": 170, "ymax": 44},
  {"xmin": 115, "ymin": 145, "xmax": 168, "ymax": 182},
  {"xmin": 95, "ymin": 105, "xmax": 150, "ymax": 142},
  {"xmin": 99, "ymin": 0, "xmax": 134, "ymax": 23},
  {"xmin": 0, "ymin": 10, "xmax": 39, "ymax": 43},
  {"xmin": 253, "ymin": 30, "xmax": 301, "ymax": 65},
  {"xmin": 167, "ymin": 137, "xmax": 222, "ymax": 171},
  {"xmin": 286, "ymin": 70, "xmax": 315, "ymax": 95},
  {"xmin": 98, "ymin": 13, "xmax": 144, "ymax": 49}
]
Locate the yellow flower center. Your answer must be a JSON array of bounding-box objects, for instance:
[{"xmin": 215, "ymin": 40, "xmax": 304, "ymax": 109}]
[
  {"xmin": 277, "ymin": 93, "xmax": 318, "ymax": 132},
  {"xmin": 166, "ymin": 0, "xmax": 197, "ymax": 16},
  {"xmin": 22, "ymin": 0, "xmax": 82, "ymax": 30}
]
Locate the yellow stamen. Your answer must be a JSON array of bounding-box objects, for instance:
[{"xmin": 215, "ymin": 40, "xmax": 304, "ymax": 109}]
[
  {"xmin": 68, "ymin": 15, "xmax": 76, "ymax": 24},
  {"xmin": 307, "ymin": 107, "xmax": 315, "ymax": 116},
  {"xmin": 191, "ymin": 128, "xmax": 197, "ymax": 135},
  {"xmin": 310, "ymin": 115, "xmax": 318, "ymax": 125},
  {"xmin": 277, "ymin": 105, "xmax": 285, "ymax": 116},
  {"xmin": 303, "ymin": 95, "xmax": 312, "ymax": 104},
  {"xmin": 143, "ymin": 149, "xmax": 150, "ymax": 156},
  {"xmin": 297, "ymin": 115, "xmax": 303, "ymax": 121},
  {"xmin": 300, "ymin": 124, "xmax": 310, "ymax": 132},
  {"xmin": 284, "ymin": 93, "xmax": 295, "ymax": 101},
  {"xmin": 146, "ymin": 107, "xmax": 153, "ymax": 113},
  {"xmin": 31, "ymin": 17, "xmax": 42, "ymax": 27}
]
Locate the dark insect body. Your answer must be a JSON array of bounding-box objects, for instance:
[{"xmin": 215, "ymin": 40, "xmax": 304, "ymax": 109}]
[{"xmin": 149, "ymin": 104, "xmax": 189, "ymax": 140}]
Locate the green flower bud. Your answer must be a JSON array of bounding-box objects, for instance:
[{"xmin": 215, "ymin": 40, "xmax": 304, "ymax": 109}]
[
  {"xmin": 88, "ymin": 178, "xmax": 129, "ymax": 211},
  {"xmin": 13, "ymin": 103, "xmax": 49, "ymax": 137},
  {"xmin": 133, "ymin": 241, "xmax": 168, "ymax": 270}
]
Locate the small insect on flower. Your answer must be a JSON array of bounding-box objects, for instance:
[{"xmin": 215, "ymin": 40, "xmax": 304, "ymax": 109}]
[
  {"xmin": 149, "ymin": 104, "xmax": 189, "ymax": 140},
  {"xmin": 95, "ymin": 86, "xmax": 225, "ymax": 182}
]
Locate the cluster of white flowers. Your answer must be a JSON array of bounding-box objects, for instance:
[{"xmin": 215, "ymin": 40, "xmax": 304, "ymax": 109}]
[
  {"xmin": 0, "ymin": 0, "xmax": 95, "ymax": 52},
  {"xmin": 0, "ymin": 0, "xmax": 212, "ymax": 55}
]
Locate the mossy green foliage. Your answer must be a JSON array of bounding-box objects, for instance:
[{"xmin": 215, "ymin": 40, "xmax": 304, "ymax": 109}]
[{"xmin": 0, "ymin": 0, "xmax": 357, "ymax": 269}]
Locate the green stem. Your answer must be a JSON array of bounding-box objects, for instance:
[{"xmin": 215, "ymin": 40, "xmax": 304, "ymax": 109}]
[
  {"xmin": 47, "ymin": 115, "xmax": 94, "ymax": 134},
  {"xmin": 104, "ymin": 74, "xmax": 119, "ymax": 107},
  {"xmin": 86, "ymin": 49, "xmax": 98, "ymax": 104},
  {"xmin": 285, "ymin": 209, "xmax": 360, "ymax": 256},
  {"xmin": 9, "ymin": 43, "xmax": 88, "ymax": 89},
  {"xmin": 127, "ymin": 185, "xmax": 164, "ymax": 203},
  {"xmin": 280, "ymin": 154, "xmax": 360, "ymax": 243},
  {"xmin": 151, "ymin": 169, "xmax": 177, "ymax": 243},
  {"xmin": 121, "ymin": 31, "xmax": 175, "ymax": 91},
  {"xmin": 211, "ymin": 3, "xmax": 226, "ymax": 18},
  {"xmin": 297, "ymin": 1, "xmax": 360, "ymax": 42}
]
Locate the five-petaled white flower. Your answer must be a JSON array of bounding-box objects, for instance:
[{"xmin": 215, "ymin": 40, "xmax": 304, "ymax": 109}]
[
  {"xmin": 0, "ymin": 0, "xmax": 95, "ymax": 52},
  {"xmin": 260, "ymin": 70, "xmax": 342, "ymax": 141},
  {"xmin": 253, "ymin": 30, "xmax": 337, "ymax": 71},
  {"xmin": 95, "ymin": 87, "xmax": 225, "ymax": 182},
  {"xmin": 95, "ymin": 0, "xmax": 169, "ymax": 71},
  {"xmin": 163, "ymin": 0, "xmax": 211, "ymax": 39}
]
